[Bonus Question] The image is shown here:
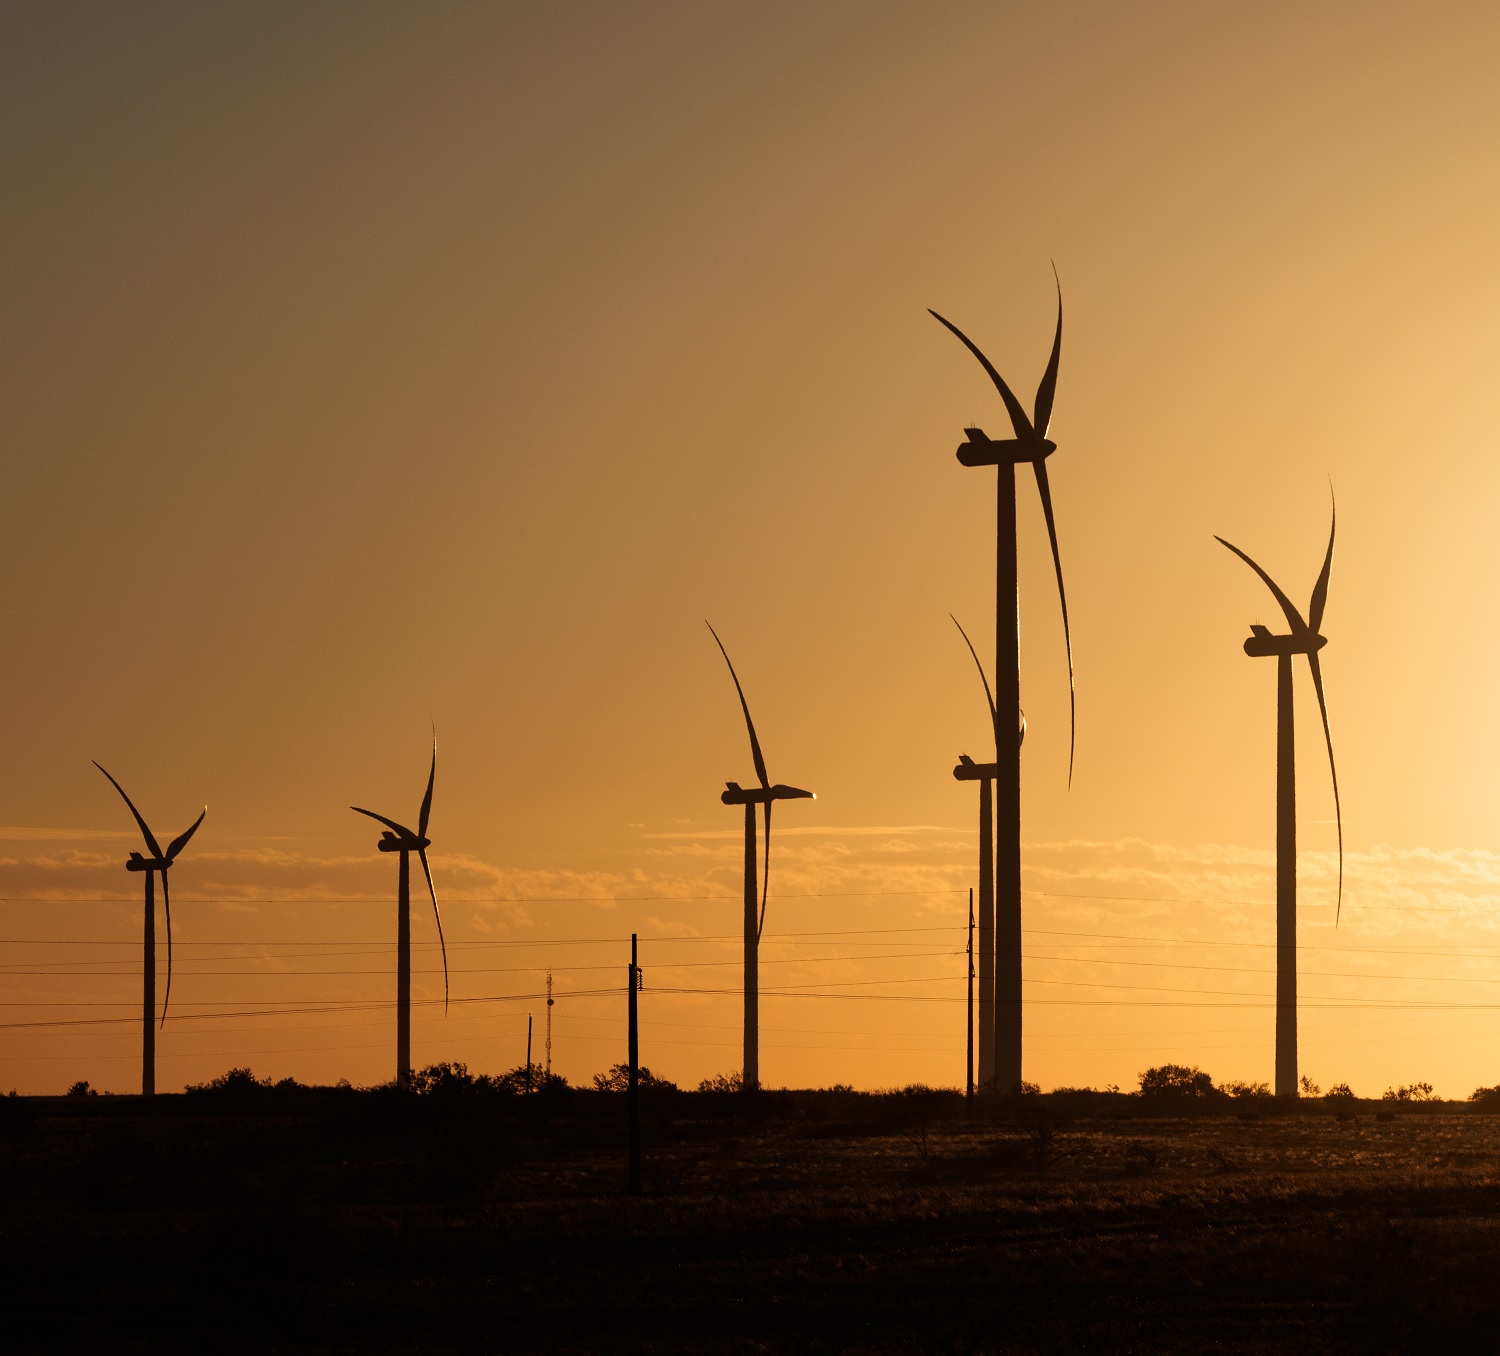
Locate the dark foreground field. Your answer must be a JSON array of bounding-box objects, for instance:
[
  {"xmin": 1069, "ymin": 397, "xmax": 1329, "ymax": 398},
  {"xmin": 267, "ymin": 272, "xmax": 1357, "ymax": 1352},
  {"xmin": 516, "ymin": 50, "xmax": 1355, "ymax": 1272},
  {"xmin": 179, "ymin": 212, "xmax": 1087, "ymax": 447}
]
[{"xmin": 4, "ymin": 1087, "xmax": 1500, "ymax": 1353}]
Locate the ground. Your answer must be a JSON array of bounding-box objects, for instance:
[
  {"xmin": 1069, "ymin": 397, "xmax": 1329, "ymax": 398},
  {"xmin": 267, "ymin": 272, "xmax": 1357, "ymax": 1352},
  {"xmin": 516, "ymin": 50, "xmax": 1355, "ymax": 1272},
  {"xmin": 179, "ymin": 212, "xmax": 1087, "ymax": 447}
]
[{"xmin": 3, "ymin": 1088, "xmax": 1499, "ymax": 1352}]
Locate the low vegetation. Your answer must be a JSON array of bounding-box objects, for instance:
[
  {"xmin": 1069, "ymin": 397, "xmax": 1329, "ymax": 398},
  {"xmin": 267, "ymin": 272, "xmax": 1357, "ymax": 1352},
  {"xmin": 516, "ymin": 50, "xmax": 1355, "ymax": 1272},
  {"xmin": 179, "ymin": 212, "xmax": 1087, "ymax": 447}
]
[{"xmin": 8, "ymin": 1065, "xmax": 1500, "ymax": 1349}]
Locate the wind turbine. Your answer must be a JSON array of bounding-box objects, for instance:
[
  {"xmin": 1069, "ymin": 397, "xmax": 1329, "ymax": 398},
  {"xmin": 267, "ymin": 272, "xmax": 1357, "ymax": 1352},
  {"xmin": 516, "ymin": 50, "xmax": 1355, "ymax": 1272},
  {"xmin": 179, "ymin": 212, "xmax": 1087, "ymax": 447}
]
[
  {"xmin": 94, "ymin": 763, "xmax": 206, "ymax": 1098},
  {"xmin": 1216, "ymin": 503, "xmax": 1343, "ymax": 1099},
  {"xmin": 930, "ymin": 275, "xmax": 1074, "ymax": 1091},
  {"xmin": 949, "ymin": 616, "xmax": 1025, "ymax": 1089},
  {"xmin": 707, "ymin": 623, "xmax": 814, "ymax": 1092},
  {"xmin": 352, "ymin": 737, "xmax": 449, "ymax": 1091}
]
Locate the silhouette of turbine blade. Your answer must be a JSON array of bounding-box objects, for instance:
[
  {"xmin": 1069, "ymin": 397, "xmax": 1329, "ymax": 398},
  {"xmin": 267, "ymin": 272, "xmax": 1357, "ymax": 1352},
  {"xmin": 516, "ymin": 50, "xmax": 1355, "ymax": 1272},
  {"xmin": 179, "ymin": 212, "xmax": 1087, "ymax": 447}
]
[
  {"xmin": 1032, "ymin": 268, "xmax": 1063, "ymax": 438},
  {"xmin": 706, "ymin": 622, "xmax": 770, "ymax": 790},
  {"xmin": 160, "ymin": 867, "xmax": 172, "ymax": 1029},
  {"xmin": 1214, "ymin": 538, "xmax": 1309, "ymax": 635},
  {"xmin": 418, "ymin": 737, "xmax": 436, "ymax": 840},
  {"xmin": 950, "ymin": 614, "xmax": 1000, "ymax": 756},
  {"xmin": 758, "ymin": 799, "xmax": 771, "ymax": 942},
  {"xmin": 1308, "ymin": 499, "xmax": 1336, "ymax": 636},
  {"xmin": 927, "ymin": 310, "xmax": 1035, "ymax": 443},
  {"xmin": 1307, "ymin": 649, "xmax": 1345, "ymax": 925},
  {"xmin": 164, "ymin": 808, "xmax": 206, "ymax": 864},
  {"xmin": 417, "ymin": 846, "xmax": 449, "ymax": 1013},
  {"xmin": 351, "ymin": 806, "xmax": 415, "ymax": 839},
  {"xmin": 93, "ymin": 762, "xmax": 163, "ymax": 860},
  {"xmin": 1033, "ymin": 460, "xmax": 1076, "ymax": 784}
]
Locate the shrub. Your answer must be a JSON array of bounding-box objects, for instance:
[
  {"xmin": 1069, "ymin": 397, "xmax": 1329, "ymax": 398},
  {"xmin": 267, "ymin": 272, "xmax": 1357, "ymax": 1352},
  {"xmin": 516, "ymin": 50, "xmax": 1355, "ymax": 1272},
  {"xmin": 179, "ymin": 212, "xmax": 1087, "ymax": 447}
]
[
  {"xmin": 1326, "ymin": 1083, "xmax": 1356, "ymax": 1101},
  {"xmin": 1139, "ymin": 1064, "xmax": 1216, "ymax": 1098},
  {"xmin": 1300, "ymin": 1076, "xmax": 1321, "ymax": 1097},
  {"xmin": 185, "ymin": 1068, "xmax": 304, "ymax": 1097},
  {"xmin": 1468, "ymin": 1085, "xmax": 1500, "ymax": 1110},
  {"xmin": 1382, "ymin": 1082, "xmax": 1438, "ymax": 1103},
  {"xmin": 186, "ymin": 1067, "xmax": 269, "ymax": 1095},
  {"xmin": 492, "ymin": 1062, "xmax": 568, "ymax": 1094},
  {"xmin": 65, "ymin": 1080, "xmax": 97, "ymax": 1098},
  {"xmin": 409, "ymin": 1062, "xmax": 483, "ymax": 1096},
  {"xmin": 591, "ymin": 1063, "xmax": 678, "ymax": 1092},
  {"xmin": 697, "ymin": 1072, "xmax": 743, "ymax": 1093},
  {"xmin": 1220, "ymin": 1080, "xmax": 1272, "ymax": 1099}
]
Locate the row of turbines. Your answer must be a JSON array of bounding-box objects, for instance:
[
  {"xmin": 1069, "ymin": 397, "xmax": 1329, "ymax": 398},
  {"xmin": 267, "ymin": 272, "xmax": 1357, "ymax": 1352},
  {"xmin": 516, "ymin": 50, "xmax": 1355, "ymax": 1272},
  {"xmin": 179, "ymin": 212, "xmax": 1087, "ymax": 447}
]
[
  {"xmin": 78, "ymin": 272, "xmax": 1338, "ymax": 1100},
  {"xmin": 927, "ymin": 279, "xmax": 1340, "ymax": 1100}
]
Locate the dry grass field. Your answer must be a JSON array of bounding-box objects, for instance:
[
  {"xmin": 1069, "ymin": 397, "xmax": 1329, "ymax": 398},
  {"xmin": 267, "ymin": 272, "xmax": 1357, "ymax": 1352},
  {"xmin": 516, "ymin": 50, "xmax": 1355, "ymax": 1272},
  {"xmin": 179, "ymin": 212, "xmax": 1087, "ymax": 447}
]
[{"xmin": 4, "ymin": 1086, "xmax": 1500, "ymax": 1352}]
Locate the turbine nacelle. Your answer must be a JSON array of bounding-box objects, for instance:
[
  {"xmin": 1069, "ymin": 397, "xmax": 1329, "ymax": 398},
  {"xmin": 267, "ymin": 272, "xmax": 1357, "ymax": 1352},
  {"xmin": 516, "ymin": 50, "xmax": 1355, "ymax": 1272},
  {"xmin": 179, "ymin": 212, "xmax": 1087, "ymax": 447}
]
[
  {"xmin": 956, "ymin": 427, "xmax": 1056, "ymax": 467},
  {"xmin": 374, "ymin": 828, "xmax": 431, "ymax": 853},
  {"xmin": 721, "ymin": 781, "xmax": 815, "ymax": 806},
  {"xmin": 125, "ymin": 851, "xmax": 167, "ymax": 872},
  {"xmin": 1243, "ymin": 624, "xmax": 1327, "ymax": 659},
  {"xmin": 952, "ymin": 753, "xmax": 1002, "ymax": 781}
]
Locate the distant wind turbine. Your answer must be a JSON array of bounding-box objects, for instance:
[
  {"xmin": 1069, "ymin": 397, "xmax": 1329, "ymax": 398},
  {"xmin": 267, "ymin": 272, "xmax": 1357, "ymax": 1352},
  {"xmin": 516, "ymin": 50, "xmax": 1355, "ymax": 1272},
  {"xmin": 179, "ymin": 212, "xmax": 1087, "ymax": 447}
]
[
  {"xmin": 353, "ymin": 737, "xmax": 449, "ymax": 1091},
  {"xmin": 930, "ymin": 274, "xmax": 1074, "ymax": 1091},
  {"xmin": 94, "ymin": 763, "xmax": 205, "ymax": 1098},
  {"xmin": 1216, "ymin": 501, "xmax": 1343, "ymax": 1099},
  {"xmin": 707, "ymin": 623, "xmax": 814, "ymax": 1092},
  {"xmin": 949, "ymin": 616, "xmax": 1024, "ymax": 1089}
]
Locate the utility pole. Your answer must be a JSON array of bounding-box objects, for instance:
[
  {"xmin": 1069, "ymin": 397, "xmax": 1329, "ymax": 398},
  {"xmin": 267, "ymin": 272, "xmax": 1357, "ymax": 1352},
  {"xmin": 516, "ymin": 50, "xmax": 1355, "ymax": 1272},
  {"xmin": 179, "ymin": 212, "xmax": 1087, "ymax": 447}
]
[
  {"xmin": 526, "ymin": 1014, "xmax": 533, "ymax": 1094},
  {"xmin": 628, "ymin": 933, "xmax": 641, "ymax": 1194},
  {"xmin": 546, "ymin": 970, "xmax": 554, "ymax": 1076},
  {"xmin": 966, "ymin": 887, "xmax": 975, "ymax": 1114}
]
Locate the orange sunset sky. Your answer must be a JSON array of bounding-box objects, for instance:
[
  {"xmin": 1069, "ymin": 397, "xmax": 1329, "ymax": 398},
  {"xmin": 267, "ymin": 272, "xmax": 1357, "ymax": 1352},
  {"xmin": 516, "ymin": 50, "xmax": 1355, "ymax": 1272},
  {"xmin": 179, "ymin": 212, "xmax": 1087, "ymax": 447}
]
[{"xmin": 6, "ymin": 3, "xmax": 1500, "ymax": 1096}]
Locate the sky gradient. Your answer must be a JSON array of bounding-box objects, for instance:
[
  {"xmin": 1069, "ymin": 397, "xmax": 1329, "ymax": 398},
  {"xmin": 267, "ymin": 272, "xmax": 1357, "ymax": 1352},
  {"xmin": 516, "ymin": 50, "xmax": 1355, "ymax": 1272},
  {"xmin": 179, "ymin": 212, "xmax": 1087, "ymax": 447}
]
[{"xmin": 6, "ymin": 3, "xmax": 1500, "ymax": 1096}]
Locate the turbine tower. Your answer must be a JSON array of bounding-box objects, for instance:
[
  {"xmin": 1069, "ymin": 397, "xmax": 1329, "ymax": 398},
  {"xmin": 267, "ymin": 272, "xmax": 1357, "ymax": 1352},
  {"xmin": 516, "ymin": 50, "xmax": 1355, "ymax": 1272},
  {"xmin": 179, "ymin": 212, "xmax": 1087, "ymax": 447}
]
[
  {"xmin": 1216, "ymin": 504, "xmax": 1343, "ymax": 1098},
  {"xmin": 930, "ymin": 277, "xmax": 1074, "ymax": 1091},
  {"xmin": 94, "ymin": 763, "xmax": 206, "ymax": 1097},
  {"xmin": 352, "ymin": 737, "xmax": 450, "ymax": 1090},
  {"xmin": 707, "ymin": 623, "xmax": 814, "ymax": 1092},
  {"xmin": 949, "ymin": 616, "xmax": 1024, "ymax": 1088}
]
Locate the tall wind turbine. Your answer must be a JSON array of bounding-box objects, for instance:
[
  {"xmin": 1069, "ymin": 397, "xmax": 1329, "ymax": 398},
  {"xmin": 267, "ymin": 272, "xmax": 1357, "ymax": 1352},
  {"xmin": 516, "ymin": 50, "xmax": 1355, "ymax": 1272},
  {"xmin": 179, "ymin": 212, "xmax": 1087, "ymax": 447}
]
[
  {"xmin": 353, "ymin": 737, "xmax": 449, "ymax": 1091},
  {"xmin": 94, "ymin": 763, "xmax": 206, "ymax": 1097},
  {"xmin": 1216, "ymin": 504, "xmax": 1343, "ymax": 1098},
  {"xmin": 930, "ymin": 276, "xmax": 1074, "ymax": 1092},
  {"xmin": 949, "ymin": 616, "xmax": 1024, "ymax": 1089},
  {"xmin": 707, "ymin": 623, "xmax": 814, "ymax": 1092}
]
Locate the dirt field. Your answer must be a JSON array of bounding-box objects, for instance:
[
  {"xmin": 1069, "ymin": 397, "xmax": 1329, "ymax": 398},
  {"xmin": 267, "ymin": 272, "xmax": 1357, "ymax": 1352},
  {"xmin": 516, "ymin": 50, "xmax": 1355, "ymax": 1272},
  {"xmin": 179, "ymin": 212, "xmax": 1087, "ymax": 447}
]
[{"xmin": 4, "ymin": 1088, "xmax": 1499, "ymax": 1352}]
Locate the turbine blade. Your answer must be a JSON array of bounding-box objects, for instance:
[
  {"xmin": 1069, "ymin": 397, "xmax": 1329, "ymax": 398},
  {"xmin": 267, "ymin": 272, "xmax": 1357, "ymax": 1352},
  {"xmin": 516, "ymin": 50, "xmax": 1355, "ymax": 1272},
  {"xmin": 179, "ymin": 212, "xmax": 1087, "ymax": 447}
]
[
  {"xmin": 351, "ymin": 806, "xmax": 415, "ymax": 839},
  {"xmin": 1308, "ymin": 496, "xmax": 1336, "ymax": 636},
  {"xmin": 1215, "ymin": 537, "xmax": 1310, "ymax": 636},
  {"xmin": 1307, "ymin": 651, "xmax": 1345, "ymax": 925},
  {"xmin": 418, "ymin": 735, "xmax": 436, "ymax": 839},
  {"xmin": 950, "ymin": 614, "xmax": 1000, "ymax": 755},
  {"xmin": 1032, "ymin": 460, "xmax": 1076, "ymax": 785},
  {"xmin": 93, "ymin": 762, "xmax": 163, "ymax": 860},
  {"xmin": 706, "ymin": 622, "xmax": 770, "ymax": 789},
  {"xmin": 160, "ymin": 867, "xmax": 172, "ymax": 1029},
  {"xmin": 928, "ymin": 310, "xmax": 1035, "ymax": 442},
  {"xmin": 1032, "ymin": 267, "xmax": 1063, "ymax": 438},
  {"xmin": 417, "ymin": 847, "xmax": 449, "ymax": 1014},
  {"xmin": 164, "ymin": 808, "xmax": 206, "ymax": 863},
  {"xmin": 758, "ymin": 799, "xmax": 771, "ymax": 943}
]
